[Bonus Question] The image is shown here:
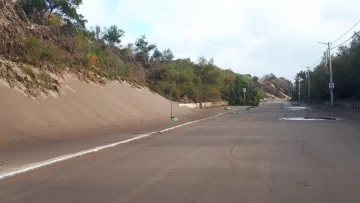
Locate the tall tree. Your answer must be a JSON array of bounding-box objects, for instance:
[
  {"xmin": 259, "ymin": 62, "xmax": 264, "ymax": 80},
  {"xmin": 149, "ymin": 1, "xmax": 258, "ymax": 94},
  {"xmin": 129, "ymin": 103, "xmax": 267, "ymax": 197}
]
[
  {"xmin": 20, "ymin": 0, "xmax": 84, "ymax": 26},
  {"xmin": 103, "ymin": 25, "xmax": 124, "ymax": 46},
  {"xmin": 90, "ymin": 25, "xmax": 102, "ymax": 40},
  {"xmin": 162, "ymin": 49, "xmax": 175, "ymax": 61},
  {"xmin": 293, "ymin": 31, "xmax": 360, "ymax": 101},
  {"xmin": 151, "ymin": 48, "xmax": 163, "ymax": 61},
  {"xmin": 135, "ymin": 35, "xmax": 157, "ymax": 60}
]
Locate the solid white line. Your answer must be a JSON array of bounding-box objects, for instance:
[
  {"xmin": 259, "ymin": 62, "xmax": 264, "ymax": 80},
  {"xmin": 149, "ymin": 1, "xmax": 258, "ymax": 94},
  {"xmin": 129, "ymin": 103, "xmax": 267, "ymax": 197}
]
[{"xmin": 0, "ymin": 111, "xmax": 229, "ymax": 180}]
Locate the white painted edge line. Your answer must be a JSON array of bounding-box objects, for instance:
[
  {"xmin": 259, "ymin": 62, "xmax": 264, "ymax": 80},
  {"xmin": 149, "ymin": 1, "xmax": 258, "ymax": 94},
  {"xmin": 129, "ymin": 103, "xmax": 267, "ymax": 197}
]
[
  {"xmin": 0, "ymin": 112, "xmax": 229, "ymax": 180},
  {"xmin": 279, "ymin": 117, "xmax": 340, "ymax": 121}
]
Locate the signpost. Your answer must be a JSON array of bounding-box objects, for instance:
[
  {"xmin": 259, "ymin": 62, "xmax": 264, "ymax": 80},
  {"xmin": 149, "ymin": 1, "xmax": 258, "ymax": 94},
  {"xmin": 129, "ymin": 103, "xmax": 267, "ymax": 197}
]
[
  {"xmin": 242, "ymin": 88, "xmax": 246, "ymax": 104},
  {"xmin": 329, "ymin": 83, "xmax": 335, "ymax": 89}
]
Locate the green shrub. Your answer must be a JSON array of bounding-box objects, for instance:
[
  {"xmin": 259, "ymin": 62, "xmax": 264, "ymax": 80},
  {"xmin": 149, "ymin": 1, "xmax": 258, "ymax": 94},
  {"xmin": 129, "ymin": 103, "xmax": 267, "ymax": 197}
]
[
  {"xmin": 23, "ymin": 37, "xmax": 61, "ymax": 65},
  {"xmin": 121, "ymin": 64, "xmax": 133, "ymax": 77}
]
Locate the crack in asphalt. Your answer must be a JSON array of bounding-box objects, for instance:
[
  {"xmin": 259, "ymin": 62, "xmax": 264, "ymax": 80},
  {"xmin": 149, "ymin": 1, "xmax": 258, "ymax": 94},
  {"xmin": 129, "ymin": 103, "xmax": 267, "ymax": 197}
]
[
  {"xmin": 227, "ymin": 140, "xmax": 312, "ymax": 203},
  {"xmin": 298, "ymin": 140, "xmax": 359, "ymax": 181}
]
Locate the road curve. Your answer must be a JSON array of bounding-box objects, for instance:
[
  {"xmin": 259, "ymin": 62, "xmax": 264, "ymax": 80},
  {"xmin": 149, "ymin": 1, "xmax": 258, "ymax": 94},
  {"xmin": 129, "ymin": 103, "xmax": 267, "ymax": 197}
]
[{"xmin": 1, "ymin": 101, "xmax": 360, "ymax": 203}]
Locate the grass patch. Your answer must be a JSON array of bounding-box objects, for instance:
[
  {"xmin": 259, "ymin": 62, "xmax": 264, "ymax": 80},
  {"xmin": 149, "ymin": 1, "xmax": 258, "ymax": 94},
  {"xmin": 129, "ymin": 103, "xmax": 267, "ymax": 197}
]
[
  {"xmin": 23, "ymin": 37, "xmax": 62, "ymax": 66},
  {"xmin": 20, "ymin": 65, "xmax": 36, "ymax": 80}
]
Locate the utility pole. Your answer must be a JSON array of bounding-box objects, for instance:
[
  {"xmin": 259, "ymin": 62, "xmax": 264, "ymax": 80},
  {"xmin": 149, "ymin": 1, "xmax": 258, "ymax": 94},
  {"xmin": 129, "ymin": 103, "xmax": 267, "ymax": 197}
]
[
  {"xmin": 318, "ymin": 42, "xmax": 334, "ymax": 107},
  {"xmin": 170, "ymin": 85, "xmax": 173, "ymax": 118},
  {"xmin": 328, "ymin": 42, "xmax": 334, "ymax": 107},
  {"xmin": 306, "ymin": 67, "xmax": 311, "ymax": 104},
  {"xmin": 298, "ymin": 76, "xmax": 301, "ymax": 102}
]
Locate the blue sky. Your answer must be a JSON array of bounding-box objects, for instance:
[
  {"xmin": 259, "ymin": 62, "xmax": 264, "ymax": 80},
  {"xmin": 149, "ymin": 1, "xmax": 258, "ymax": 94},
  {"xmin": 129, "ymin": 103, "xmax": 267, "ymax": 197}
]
[{"xmin": 79, "ymin": 0, "xmax": 360, "ymax": 81}]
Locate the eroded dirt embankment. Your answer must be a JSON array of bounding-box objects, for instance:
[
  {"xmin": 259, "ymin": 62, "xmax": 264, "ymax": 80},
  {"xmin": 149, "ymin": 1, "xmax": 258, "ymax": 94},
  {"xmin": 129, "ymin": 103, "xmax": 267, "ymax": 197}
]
[{"xmin": 0, "ymin": 75, "xmax": 202, "ymax": 152}]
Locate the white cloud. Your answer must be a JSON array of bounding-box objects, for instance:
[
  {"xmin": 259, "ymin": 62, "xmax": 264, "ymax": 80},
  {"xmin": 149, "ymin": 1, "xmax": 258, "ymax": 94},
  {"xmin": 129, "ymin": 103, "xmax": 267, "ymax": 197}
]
[{"xmin": 79, "ymin": 0, "xmax": 360, "ymax": 80}]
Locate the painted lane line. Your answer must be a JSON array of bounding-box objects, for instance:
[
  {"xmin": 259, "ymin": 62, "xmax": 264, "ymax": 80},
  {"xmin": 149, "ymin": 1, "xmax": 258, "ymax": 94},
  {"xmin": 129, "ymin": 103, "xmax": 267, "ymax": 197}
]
[{"xmin": 0, "ymin": 111, "xmax": 229, "ymax": 180}]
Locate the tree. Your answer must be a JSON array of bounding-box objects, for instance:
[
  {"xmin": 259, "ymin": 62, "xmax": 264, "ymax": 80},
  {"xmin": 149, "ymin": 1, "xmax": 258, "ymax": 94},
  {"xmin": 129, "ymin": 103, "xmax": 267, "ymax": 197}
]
[
  {"xmin": 228, "ymin": 75, "xmax": 261, "ymax": 106},
  {"xmin": 197, "ymin": 56, "xmax": 208, "ymax": 66},
  {"xmin": 90, "ymin": 25, "xmax": 102, "ymax": 40},
  {"xmin": 208, "ymin": 57, "xmax": 215, "ymax": 65},
  {"xmin": 103, "ymin": 25, "xmax": 124, "ymax": 46},
  {"xmin": 126, "ymin": 43, "xmax": 134, "ymax": 50},
  {"xmin": 292, "ymin": 31, "xmax": 360, "ymax": 102},
  {"xmin": 162, "ymin": 49, "xmax": 174, "ymax": 61},
  {"xmin": 263, "ymin": 73, "xmax": 277, "ymax": 81},
  {"xmin": 151, "ymin": 48, "xmax": 163, "ymax": 61},
  {"xmin": 135, "ymin": 35, "xmax": 157, "ymax": 61},
  {"xmin": 20, "ymin": 0, "xmax": 84, "ymax": 26}
]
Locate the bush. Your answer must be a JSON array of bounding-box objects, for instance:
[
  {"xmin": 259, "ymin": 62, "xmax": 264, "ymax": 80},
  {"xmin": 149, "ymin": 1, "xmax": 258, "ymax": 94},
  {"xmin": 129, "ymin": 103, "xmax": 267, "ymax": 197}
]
[
  {"xmin": 46, "ymin": 14, "xmax": 63, "ymax": 28},
  {"xmin": 87, "ymin": 53, "xmax": 99, "ymax": 66},
  {"xmin": 23, "ymin": 37, "xmax": 61, "ymax": 65},
  {"xmin": 121, "ymin": 64, "xmax": 133, "ymax": 77}
]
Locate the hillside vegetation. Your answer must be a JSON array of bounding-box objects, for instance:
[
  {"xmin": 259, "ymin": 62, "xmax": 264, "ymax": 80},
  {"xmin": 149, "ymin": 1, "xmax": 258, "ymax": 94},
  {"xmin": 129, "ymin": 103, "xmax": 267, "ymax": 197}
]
[
  {"xmin": 0, "ymin": 0, "xmax": 291, "ymax": 106},
  {"xmin": 257, "ymin": 73, "xmax": 292, "ymax": 99},
  {"xmin": 293, "ymin": 32, "xmax": 360, "ymax": 102}
]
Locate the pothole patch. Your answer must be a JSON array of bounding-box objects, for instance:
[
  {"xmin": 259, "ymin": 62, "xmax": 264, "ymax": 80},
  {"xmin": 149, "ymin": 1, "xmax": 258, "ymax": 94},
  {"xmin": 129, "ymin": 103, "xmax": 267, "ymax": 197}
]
[
  {"xmin": 297, "ymin": 181, "xmax": 311, "ymax": 187},
  {"xmin": 280, "ymin": 117, "xmax": 340, "ymax": 121}
]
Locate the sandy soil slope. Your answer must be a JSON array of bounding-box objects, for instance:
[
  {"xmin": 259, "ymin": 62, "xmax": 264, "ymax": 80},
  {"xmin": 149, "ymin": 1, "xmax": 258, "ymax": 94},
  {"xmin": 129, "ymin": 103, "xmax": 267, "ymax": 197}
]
[{"xmin": 0, "ymin": 75, "xmax": 199, "ymax": 152}]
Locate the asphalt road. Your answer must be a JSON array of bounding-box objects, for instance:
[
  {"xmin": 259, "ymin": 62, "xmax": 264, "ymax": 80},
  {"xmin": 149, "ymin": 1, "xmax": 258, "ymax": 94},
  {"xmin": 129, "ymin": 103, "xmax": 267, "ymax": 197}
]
[{"xmin": 1, "ymin": 101, "xmax": 360, "ymax": 203}]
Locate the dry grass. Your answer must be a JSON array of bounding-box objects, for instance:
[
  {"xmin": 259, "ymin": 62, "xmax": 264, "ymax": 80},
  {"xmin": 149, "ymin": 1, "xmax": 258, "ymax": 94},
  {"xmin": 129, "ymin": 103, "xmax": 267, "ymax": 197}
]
[{"xmin": 0, "ymin": 58, "xmax": 61, "ymax": 98}]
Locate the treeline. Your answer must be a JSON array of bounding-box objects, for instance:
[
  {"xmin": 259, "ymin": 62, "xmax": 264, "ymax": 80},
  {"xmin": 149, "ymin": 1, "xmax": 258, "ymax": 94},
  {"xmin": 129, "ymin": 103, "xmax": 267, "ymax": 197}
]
[
  {"xmin": 293, "ymin": 32, "xmax": 360, "ymax": 102},
  {"xmin": 5, "ymin": 0, "xmax": 264, "ymax": 105},
  {"xmin": 148, "ymin": 57, "xmax": 263, "ymax": 105}
]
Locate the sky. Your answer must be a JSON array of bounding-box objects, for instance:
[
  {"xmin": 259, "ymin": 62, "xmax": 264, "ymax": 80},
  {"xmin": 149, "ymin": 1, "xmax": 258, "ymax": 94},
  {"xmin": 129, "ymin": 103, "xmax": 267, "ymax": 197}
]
[{"xmin": 78, "ymin": 0, "xmax": 360, "ymax": 81}]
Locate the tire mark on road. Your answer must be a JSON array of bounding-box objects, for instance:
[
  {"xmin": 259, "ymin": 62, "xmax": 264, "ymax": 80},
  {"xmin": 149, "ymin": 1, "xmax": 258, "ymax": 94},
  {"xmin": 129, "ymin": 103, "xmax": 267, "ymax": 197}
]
[
  {"xmin": 227, "ymin": 140, "xmax": 312, "ymax": 203},
  {"xmin": 226, "ymin": 140, "xmax": 267, "ymax": 203},
  {"xmin": 112, "ymin": 147, "xmax": 203, "ymax": 203},
  {"xmin": 298, "ymin": 140, "xmax": 360, "ymax": 181}
]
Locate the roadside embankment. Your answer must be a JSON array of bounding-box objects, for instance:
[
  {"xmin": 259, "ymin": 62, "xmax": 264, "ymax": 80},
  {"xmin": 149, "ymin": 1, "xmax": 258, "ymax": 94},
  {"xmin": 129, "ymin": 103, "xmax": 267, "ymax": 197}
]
[{"xmin": 0, "ymin": 75, "xmax": 237, "ymax": 175}]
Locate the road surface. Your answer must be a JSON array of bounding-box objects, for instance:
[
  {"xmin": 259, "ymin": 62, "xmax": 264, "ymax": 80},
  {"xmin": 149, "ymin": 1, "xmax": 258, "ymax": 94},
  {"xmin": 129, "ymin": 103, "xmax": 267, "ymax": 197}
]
[{"xmin": 1, "ymin": 101, "xmax": 360, "ymax": 203}]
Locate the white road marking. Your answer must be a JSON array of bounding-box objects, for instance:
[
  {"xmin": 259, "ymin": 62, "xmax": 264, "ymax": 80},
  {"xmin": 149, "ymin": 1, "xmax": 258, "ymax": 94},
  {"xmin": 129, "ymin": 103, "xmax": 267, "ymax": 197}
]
[
  {"xmin": 0, "ymin": 112, "xmax": 229, "ymax": 180},
  {"xmin": 280, "ymin": 117, "xmax": 339, "ymax": 121}
]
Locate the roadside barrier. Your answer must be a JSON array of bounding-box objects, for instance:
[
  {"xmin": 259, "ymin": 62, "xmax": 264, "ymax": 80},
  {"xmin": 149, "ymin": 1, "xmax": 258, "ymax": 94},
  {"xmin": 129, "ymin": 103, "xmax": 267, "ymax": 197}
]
[
  {"xmin": 334, "ymin": 101, "xmax": 360, "ymax": 109},
  {"xmin": 179, "ymin": 101, "xmax": 229, "ymax": 109}
]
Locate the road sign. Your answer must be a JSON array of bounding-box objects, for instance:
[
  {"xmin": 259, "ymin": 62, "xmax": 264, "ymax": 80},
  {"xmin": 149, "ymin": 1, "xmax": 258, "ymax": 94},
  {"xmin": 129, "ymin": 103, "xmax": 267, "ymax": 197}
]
[
  {"xmin": 329, "ymin": 83, "xmax": 335, "ymax": 89},
  {"xmin": 242, "ymin": 88, "xmax": 246, "ymax": 93}
]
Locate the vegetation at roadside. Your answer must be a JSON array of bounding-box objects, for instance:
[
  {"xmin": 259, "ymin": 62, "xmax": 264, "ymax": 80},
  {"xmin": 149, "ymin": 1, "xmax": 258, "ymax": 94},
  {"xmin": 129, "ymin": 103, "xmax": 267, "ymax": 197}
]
[
  {"xmin": 260, "ymin": 73, "xmax": 292, "ymax": 99},
  {"xmin": 293, "ymin": 32, "xmax": 360, "ymax": 102},
  {"xmin": 0, "ymin": 0, "xmax": 289, "ymax": 105}
]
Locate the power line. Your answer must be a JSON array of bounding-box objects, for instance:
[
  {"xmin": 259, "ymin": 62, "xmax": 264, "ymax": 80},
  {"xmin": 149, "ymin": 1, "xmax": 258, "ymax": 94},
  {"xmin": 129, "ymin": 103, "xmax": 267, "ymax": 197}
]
[
  {"xmin": 312, "ymin": 57, "xmax": 323, "ymax": 68},
  {"xmin": 332, "ymin": 20, "xmax": 360, "ymax": 44},
  {"xmin": 308, "ymin": 54, "xmax": 324, "ymax": 69},
  {"xmin": 331, "ymin": 30, "xmax": 360, "ymax": 50}
]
